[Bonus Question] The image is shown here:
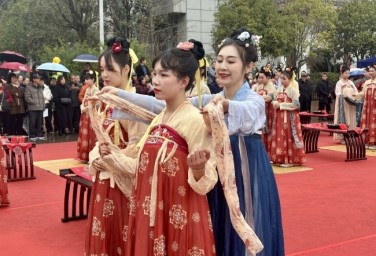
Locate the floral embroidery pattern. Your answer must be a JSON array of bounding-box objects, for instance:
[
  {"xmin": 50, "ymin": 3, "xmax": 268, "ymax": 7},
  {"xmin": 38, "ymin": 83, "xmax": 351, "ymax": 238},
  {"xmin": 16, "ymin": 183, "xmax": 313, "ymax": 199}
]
[
  {"xmin": 128, "ymin": 196, "xmax": 136, "ymax": 216},
  {"xmin": 142, "ymin": 196, "xmax": 151, "ymax": 216},
  {"xmin": 188, "ymin": 246, "xmax": 205, "ymax": 256},
  {"xmin": 161, "ymin": 157, "xmax": 179, "ymax": 177},
  {"xmin": 169, "ymin": 204, "xmax": 187, "ymax": 229},
  {"xmin": 153, "ymin": 235, "xmax": 166, "ymax": 256},
  {"xmin": 178, "ymin": 186, "xmax": 186, "ymax": 197},
  {"xmin": 192, "ymin": 212, "xmax": 200, "ymax": 223},
  {"xmin": 172, "ymin": 241, "xmax": 179, "ymax": 252},
  {"xmin": 103, "ymin": 199, "xmax": 115, "ymax": 217},
  {"xmin": 139, "ymin": 152, "xmax": 149, "ymax": 173},
  {"xmin": 207, "ymin": 211, "xmax": 213, "ymax": 232},
  {"xmin": 91, "ymin": 217, "xmax": 101, "ymax": 236},
  {"xmin": 158, "ymin": 200, "xmax": 164, "ymax": 211},
  {"xmin": 122, "ymin": 225, "xmax": 128, "ymax": 242}
]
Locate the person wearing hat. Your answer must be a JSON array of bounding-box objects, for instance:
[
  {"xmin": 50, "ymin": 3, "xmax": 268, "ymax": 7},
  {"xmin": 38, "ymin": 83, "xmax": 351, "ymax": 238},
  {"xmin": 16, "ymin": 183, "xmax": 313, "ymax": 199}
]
[
  {"xmin": 5, "ymin": 72, "xmax": 26, "ymax": 135},
  {"xmin": 333, "ymin": 65, "xmax": 359, "ymax": 143},
  {"xmin": 25, "ymin": 73, "xmax": 45, "ymax": 141},
  {"xmin": 298, "ymin": 71, "xmax": 312, "ymax": 112}
]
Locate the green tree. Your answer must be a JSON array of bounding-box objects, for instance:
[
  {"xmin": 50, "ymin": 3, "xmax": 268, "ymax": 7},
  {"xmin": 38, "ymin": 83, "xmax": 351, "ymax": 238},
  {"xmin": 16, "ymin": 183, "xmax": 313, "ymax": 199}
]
[
  {"xmin": 335, "ymin": 0, "xmax": 376, "ymax": 65},
  {"xmin": 0, "ymin": 0, "xmax": 61, "ymax": 60},
  {"xmin": 280, "ymin": 0, "xmax": 336, "ymax": 69},
  {"xmin": 212, "ymin": 0, "xmax": 286, "ymax": 59}
]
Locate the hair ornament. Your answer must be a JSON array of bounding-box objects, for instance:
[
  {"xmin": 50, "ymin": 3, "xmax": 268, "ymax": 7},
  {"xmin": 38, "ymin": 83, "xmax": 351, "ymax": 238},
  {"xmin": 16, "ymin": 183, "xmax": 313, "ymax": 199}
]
[
  {"xmin": 177, "ymin": 41, "xmax": 194, "ymax": 51},
  {"xmin": 111, "ymin": 42, "xmax": 122, "ymax": 53},
  {"xmin": 237, "ymin": 31, "xmax": 251, "ymax": 41}
]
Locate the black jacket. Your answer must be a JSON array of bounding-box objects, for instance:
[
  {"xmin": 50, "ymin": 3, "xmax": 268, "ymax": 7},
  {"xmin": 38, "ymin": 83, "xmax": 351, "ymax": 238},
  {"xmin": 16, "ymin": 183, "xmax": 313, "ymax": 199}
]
[
  {"xmin": 316, "ymin": 79, "xmax": 332, "ymax": 103},
  {"xmin": 135, "ymin": 64, "xmax": 150, "ymax": 78},
  {"xmin": 298, "ymin": 79, "xmax": 312, "ymax": 101}
]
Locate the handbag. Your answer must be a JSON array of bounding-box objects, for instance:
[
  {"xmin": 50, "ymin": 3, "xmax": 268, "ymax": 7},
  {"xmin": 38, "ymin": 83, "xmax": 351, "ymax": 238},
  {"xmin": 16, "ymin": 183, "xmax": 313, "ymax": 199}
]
[
  {"xmin": 60, "ymin": 97, "xmax": 72, "ymax": 104},
  {"xmin": 0, "ymin": 92, "xmax": 11, "ymax": 112}
]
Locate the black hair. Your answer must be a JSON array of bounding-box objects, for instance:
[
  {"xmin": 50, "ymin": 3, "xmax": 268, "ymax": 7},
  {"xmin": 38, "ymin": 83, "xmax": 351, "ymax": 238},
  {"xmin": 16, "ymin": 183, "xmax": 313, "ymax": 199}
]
[
  {"xmin": 138, "ymin": 75, "xmax": 146, "ymax": 84},
  {"xmin": 217, "ymin": 28, "xmax": 258, "ymax": 67},
  {"xmin": 84, "ymin": 71, "xmax": 96, "ymax": 82},
  {"xmin": 56, "ymin": 75, "xmax": 65, "ymax": 85},
  {"xmin": 259, "ymin": 66, "xmax": 272, "ymax": 78},
  {"xmin": 188, "ymin": 39, "xmax": 207, "ymax": 78},
  {"xmin": 340, "ymin": 65, "xmax": 350, "ymax": 74},
  {"xmin": 7, "ymin": 72, "xmax": 17, "ymax": 84},
  {"xmin": 282, "ymin": 70, "xmax": 294, "ymax": 80},
  {"xmin": 99, "ymin": 37, "xmax": 131, "ymax": 74},
  {"xmin": 152, "ymin": 42, "xmax": 200, "ymax": 92}
]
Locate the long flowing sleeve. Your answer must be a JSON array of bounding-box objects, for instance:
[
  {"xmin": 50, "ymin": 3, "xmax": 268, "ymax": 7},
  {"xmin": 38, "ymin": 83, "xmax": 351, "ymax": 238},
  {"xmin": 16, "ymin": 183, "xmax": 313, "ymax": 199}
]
[
  {"xmin": 227, "ymin": 91, "xmax": 265, "ymax": 135},
  {"xmin": 280, "ymin": 87, "xmax": 300, "ymax": 111},
  {"xmin": 335, "ymin": 80, "xmax": 343, "ymax": 96},
  {"xmin": 112, "ymin": 90, "xmax": 165, "ymax": 120},
  {"xmin": 182, "ymin": 109, "xmax": 218, "ymax": 195}
]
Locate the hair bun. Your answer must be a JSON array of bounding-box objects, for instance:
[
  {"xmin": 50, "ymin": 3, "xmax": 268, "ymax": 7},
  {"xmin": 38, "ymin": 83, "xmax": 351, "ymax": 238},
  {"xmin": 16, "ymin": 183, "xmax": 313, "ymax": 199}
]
[
  {"xmin": 106, "ymin": 37, "xmax": 130, "ymax": 53},
  {"xmin": 188, "ymin": 39, "xmax": 205, "ymax": 60}
]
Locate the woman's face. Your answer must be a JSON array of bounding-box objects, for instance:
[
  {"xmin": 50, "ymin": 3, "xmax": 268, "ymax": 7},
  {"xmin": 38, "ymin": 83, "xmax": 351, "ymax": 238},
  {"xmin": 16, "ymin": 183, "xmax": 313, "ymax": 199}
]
[
  {"xmin": 368, "ymin": 68, "xmax": 376, "ymax": 78},
  {"xmin": 85, "ymin": 77, "xmax": 94, "ymax": 87},
  {"xmin": 11, "ymin": 76, "xmax": 18, "ymax": 84},
  {"xmin": 342, "ymin": 70, "xmax": 350, "ymax": 80},
  {"xmin": 281, "ymin": 74, "xmax": 291, "ymax": 87},
  {"xmin": 99, "ymin": 56, "xmax": 129, "ymax": 88},
  {"xmin": 61, "ymin": 77, "xmax": 66, "ymax": 84},
  {"xmin": 215, "ymin": 45, "xmax": 250, "ymax": 88},
  {"xmin": 152, "ymin": 61, "xmax": 187, "ymax": 101},
  {"xmin": 141, "ymin": 78, "xmax": 146, "ymax": 85},
  {"xmin": 257, "ymin": 73, "xmax": 269, "ymax": 85}
]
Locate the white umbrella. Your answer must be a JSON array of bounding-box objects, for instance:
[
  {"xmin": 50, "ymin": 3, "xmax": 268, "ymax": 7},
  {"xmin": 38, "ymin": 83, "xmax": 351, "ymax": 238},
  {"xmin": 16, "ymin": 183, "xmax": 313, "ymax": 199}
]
[{"xmin": 37, "ymin": 62, "xmax": 70, "ymax": 73}]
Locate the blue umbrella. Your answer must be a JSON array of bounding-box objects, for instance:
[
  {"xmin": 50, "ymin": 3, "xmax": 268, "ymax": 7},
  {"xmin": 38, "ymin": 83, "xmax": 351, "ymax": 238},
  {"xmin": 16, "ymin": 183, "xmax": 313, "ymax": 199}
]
[
  {"xmin": 36, "ymin": 62, "xmax": 70, "ymax": 73},
  {"xmin": 73, "ymin": 54, "xmax": 98, "ymax": 63},
  {"xmin": 349, "ymin": 68, "xmax": 364, "ymax": 77}
]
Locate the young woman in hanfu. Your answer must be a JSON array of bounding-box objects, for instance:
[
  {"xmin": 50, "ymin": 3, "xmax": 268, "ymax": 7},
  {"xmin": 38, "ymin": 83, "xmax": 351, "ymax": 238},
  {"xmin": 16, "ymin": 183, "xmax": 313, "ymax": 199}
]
[
  {"xmin": 360, "ymin": 65, "xmax": 376, "ymax": 150},
  {"xmin": 76, "ymin": 70, "xmax": 99, "ymax": 162},
  {"xmin": 253, "ymin": 66, "xmax": 276, "ymax": 154},
  {"xmin": 97, "ymin": 28, "xmax": 284, "ymax": 256},
  {"xmin": 269, "ymin": 69, "xmax": 306, "ymax": 167},
  {"xmin": 98, "ymin": 42, "xmax": 218, "ymax": 255},
  {"xmin": 84, "ymin": 37, "xmax": 148, "ymax": 256},
  {"xmin": 333, "ymin": 65, "xmax": 359, "ymax": 143}
]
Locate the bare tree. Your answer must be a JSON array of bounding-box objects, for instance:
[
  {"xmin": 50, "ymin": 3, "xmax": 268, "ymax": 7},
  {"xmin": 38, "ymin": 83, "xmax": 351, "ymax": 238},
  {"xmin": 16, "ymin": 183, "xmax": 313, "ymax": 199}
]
[{"xmin": 46, "ymin": 0, "xmax": 99, "ymax": 43}]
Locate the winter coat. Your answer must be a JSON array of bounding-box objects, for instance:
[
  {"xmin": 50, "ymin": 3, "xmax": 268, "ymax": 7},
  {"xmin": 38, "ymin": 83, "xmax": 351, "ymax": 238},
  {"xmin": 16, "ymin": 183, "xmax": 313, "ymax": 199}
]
[{"xmin": 24, "ymin": 83, "xmax": 45, "ymax": 111}]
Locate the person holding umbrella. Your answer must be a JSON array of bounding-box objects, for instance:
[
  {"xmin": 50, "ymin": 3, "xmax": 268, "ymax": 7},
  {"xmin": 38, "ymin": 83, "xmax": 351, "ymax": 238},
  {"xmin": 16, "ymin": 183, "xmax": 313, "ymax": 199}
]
[{"xmin": 5, "ymin": 72, "xmax": 26, "ymax": 135}]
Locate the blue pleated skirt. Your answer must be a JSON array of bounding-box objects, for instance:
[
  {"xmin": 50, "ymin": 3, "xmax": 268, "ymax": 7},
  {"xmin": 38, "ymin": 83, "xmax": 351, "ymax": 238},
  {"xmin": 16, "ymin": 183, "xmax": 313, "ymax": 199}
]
[{"xmin": 208, "ymin": 134, "xmax": 284, "ymax": 256}]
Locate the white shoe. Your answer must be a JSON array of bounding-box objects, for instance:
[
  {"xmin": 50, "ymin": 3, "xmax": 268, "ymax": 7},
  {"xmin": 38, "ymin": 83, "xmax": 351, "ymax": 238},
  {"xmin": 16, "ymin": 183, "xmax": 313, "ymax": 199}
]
[
  {"xmin": 365, "ymin": 144, "xmax": 369, "ymax": 149},
  {"xmin": 369, "ymin": 145, "xmax": 376, "ymax": 150},
  {"xmin": 280, "ymin": 163, "xmax": 294, "ymax": 168}
]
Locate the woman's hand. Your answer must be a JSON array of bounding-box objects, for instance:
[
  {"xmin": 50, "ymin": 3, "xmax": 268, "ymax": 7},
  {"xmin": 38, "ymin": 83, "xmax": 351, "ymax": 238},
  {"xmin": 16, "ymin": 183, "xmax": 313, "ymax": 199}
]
[
  {"xmin": 273, "ymin": 102, "xmax": 280, "ymax": 109},
  {"xmin": 92, "ymin": 158, "xmax": 106, "ymax": 172},
  {"xmin": 187, "ymin": 149, "xmax": 210, "ymax": 180},
  {"xmin": 99, "ymin": 142, "xmax": 111, "ymax": 157},
  {"xmin": 96, "ymin": 86, "xmax": 120, "ymax": 96},
  {"xmin": 211, "ymin": 94, "xmax": 229, "ymax": 114}
]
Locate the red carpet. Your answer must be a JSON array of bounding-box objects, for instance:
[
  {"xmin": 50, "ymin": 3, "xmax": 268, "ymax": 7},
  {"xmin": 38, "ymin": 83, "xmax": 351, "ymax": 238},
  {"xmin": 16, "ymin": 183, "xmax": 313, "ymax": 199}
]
[{"xmin": 1, "ymin": 136, "xmax": 376, "ymax": 255}]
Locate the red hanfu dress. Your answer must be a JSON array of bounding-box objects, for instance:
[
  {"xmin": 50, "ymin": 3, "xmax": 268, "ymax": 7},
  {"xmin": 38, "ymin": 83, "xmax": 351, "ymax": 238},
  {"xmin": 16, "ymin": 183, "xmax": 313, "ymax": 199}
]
[
  {"xmin": 269, "ymin": 86, "xmax": 306, "ymax": 166},
  {"xmin": 360, "ymin": 80, "xmax": 376, "ymax": 147},
  {"xmin": 124, "ymin": 102, "xmax": 218, "ymax": 256},
  {"xmin": 253, "ymin": 81, "xmax": 276, "ymax": 154},
  {"xmin": 77, "ymin": 85, "xmax": 99, "ymax": 162},
  {"xmin": 84, "ymin": 106, "xmax": 147, "ymax": 256},
  {"xmin": 0, "ymin": 137, "xmax": 9, "ymax": 207}
]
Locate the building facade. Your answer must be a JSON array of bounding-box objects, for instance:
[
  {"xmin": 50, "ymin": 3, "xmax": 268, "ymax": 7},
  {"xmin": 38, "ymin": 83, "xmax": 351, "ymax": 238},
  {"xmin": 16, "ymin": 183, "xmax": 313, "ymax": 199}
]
[{"xmin": 161, "ymin": 0, "xmax": 218, "ymax": 55}]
